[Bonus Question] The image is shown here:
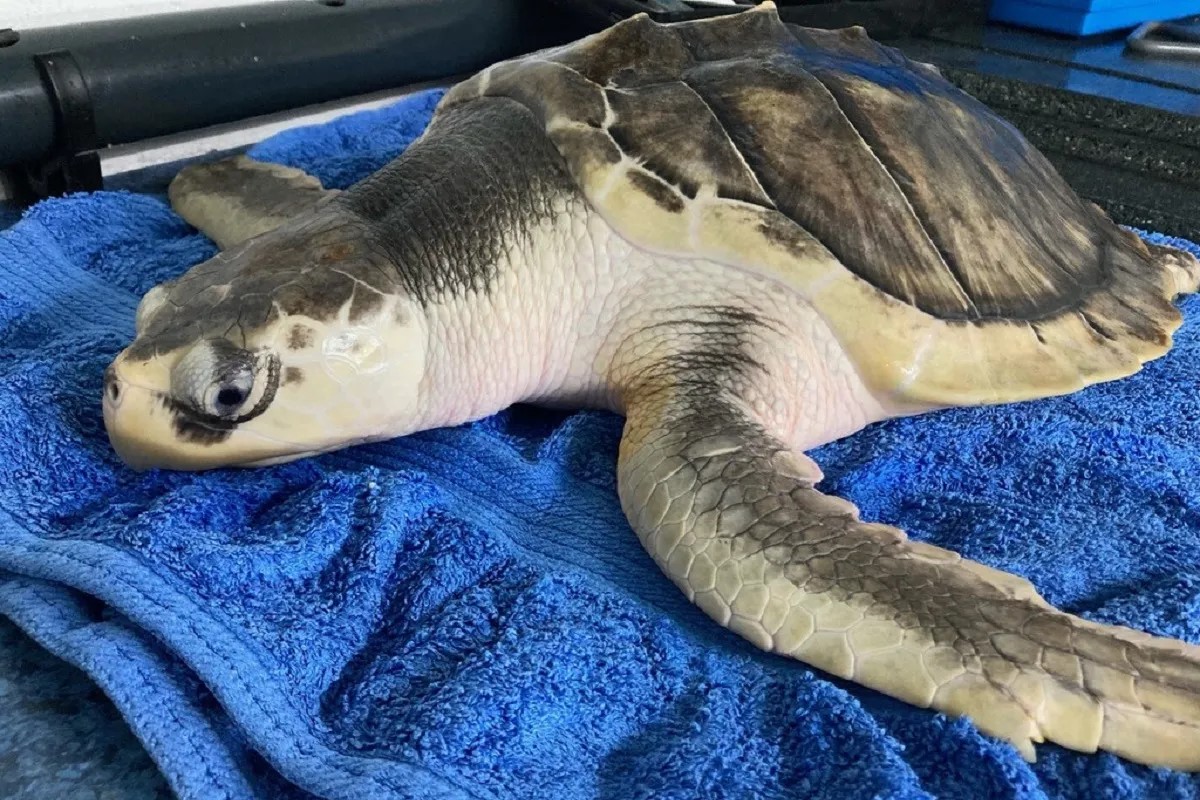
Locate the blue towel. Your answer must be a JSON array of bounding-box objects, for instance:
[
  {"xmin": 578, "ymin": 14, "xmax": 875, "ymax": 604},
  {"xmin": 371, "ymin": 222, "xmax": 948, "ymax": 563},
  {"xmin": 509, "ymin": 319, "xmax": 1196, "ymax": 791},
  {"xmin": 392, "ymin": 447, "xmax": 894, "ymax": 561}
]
[{"xmin": 1, "ymin": 88, "xmax": 1199, "ymax": 800}]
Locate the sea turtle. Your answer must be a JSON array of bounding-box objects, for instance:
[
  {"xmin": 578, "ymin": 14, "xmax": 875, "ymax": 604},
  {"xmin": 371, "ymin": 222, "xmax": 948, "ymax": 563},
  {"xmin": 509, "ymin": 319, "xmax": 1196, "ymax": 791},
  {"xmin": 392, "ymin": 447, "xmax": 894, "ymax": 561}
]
[{"xmin": 102, "ymin": 2, "xmax": 1200, "ymax": 769}]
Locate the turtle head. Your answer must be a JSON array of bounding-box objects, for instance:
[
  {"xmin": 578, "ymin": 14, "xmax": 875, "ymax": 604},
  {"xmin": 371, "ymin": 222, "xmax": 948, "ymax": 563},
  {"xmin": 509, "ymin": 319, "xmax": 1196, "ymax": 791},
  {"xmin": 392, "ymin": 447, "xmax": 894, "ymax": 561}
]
[{"xmin": 103, "ymin": 225, "xmax": 428, "ymax": 471}]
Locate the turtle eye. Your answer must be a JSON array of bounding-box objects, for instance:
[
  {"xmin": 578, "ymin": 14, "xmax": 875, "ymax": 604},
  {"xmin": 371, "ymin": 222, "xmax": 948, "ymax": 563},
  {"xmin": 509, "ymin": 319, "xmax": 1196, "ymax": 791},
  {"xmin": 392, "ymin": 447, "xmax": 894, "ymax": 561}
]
[
  {"xmin": 216, "ymin": 386, "xmax": 245, "ymax": 409},
  {"xmin": 206, "ymin": 372, "xmax": 254, "ymax": 418},
  {"xmin": 172, "ymin": 338, "xmax": 257, "ymax": 419}
]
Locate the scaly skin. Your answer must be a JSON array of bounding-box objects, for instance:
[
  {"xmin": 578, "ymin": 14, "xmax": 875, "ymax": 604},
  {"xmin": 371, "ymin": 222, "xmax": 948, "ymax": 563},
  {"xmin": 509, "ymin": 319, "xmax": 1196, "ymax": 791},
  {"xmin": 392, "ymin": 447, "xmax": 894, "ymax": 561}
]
[
  {"xmin": 106, "ymin": 167, "xmax": 1200, "ymax": 768},
  {"xmin": 104, "ymin": 3, "xmax": 1200, "ymax": 765},
  {"xmin": 617, "ymin": 387, "xmax": 1200, "ymax": 769},
  {"xmin": 426, "ymin": 203, "xmax": 1200, "ymax": 767}
]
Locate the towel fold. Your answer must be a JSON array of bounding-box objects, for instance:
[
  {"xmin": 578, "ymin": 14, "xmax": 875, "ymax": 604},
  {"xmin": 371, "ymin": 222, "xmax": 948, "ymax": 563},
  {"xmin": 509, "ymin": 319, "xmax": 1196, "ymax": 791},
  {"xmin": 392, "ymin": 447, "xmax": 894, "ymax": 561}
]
[{"xmin": 1, "ymin": 88, "xmax": 1198, "ymax": 800}]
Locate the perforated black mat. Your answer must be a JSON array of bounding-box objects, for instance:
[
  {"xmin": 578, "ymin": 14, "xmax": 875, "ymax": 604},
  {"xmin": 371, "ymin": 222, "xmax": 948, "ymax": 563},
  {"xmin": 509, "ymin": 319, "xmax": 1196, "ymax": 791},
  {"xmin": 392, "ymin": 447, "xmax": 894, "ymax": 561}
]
[{"xmin": 890, "ymin": 23, "xmax": 1200, "ymax": 240}]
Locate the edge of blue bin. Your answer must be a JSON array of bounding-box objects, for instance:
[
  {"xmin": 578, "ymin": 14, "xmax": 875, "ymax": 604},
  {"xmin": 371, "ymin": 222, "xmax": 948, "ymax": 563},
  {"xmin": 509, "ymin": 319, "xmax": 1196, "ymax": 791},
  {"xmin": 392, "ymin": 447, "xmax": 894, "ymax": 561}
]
[{"xmin": 989, "ymin": 0, "xmax": 1200, "ymax": 35}]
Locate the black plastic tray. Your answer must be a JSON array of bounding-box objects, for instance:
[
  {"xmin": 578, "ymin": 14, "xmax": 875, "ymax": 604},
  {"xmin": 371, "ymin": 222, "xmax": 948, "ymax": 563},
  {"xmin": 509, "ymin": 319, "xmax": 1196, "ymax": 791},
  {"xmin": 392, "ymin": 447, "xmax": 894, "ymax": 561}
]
[{"xmin": 892, "ymin": 28, "xmax": 1200, "ymax": 240}]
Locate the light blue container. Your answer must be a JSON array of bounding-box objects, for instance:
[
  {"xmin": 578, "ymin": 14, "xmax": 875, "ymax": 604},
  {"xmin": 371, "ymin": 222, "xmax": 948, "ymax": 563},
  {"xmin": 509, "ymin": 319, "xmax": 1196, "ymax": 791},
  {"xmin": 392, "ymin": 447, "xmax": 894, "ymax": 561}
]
[{"xmin": 989, "ymin": 0, "xmax": 1200, "ymax": 36}]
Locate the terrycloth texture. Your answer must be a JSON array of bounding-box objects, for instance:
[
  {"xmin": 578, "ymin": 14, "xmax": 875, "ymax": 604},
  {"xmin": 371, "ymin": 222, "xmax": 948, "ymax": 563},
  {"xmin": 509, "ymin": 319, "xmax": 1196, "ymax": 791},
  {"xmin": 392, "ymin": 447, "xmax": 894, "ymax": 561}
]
[
  {"xmin": 0, "ymin": 616, "xmax": 172, "ymax": 799},
  {"xmin": 1, "ymin": 88, "xmax": 1199, "ymax": 800}
]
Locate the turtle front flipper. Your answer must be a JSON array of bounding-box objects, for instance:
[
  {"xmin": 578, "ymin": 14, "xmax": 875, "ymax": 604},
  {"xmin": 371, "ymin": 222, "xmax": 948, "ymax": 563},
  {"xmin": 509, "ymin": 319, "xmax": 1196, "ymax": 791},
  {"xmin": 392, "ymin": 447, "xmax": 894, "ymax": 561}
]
[
  {"xmin": 618, "ymin": 388, "xmax": 1200, "ymax": 768},
  {"xmin": 168, "ymin": 155, "xmax": 337, "ymax": 249}
]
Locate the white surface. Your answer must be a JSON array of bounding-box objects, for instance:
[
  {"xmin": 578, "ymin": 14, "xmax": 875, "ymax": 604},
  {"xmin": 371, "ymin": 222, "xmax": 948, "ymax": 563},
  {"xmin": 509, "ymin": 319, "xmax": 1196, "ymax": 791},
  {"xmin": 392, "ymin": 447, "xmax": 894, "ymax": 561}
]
[
  {"xmin": 4, "ymin": 0, "xmax": 293, "ymax": 30},
  {"xmin": 5, "ymin": 0, "xmax": 744, "ymax": 30},
  {"xmin": 100, "ymin": 82, "xmax": 438, "ymax": 176}
]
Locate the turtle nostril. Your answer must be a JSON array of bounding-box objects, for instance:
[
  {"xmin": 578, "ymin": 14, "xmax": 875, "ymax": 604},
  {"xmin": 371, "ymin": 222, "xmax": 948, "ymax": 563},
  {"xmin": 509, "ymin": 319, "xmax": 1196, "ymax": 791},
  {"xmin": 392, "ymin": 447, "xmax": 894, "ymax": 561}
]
[{"xmin": 103, "ymin": 367, "xmax": 123, "ymax": 407}]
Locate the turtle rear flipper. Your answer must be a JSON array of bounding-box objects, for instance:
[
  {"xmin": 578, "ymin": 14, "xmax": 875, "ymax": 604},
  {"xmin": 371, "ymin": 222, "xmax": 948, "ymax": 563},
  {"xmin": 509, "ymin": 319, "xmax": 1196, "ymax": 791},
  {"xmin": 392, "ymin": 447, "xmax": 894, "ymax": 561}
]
[
  {"xmin": 618, "ymin": 385, "xmax": 1200, "ymax": 768},
  {"xmin": 168, "ymin": 155, "xmax": 337, "ymax": 250}
]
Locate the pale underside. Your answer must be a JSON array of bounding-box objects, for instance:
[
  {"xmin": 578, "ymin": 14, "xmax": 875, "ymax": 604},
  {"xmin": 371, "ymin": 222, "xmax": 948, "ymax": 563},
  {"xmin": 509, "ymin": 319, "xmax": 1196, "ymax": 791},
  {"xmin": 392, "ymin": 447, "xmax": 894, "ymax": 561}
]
[
  {"xmin": 442, "ymin": 1, "xmax": 1200, "ymax": 408},
  {"xmin": 167, "ymin": 149, "xmax": 1200, "ymax": 770},
  {"xmin": 151, "ymin": 3, "xmax": 1200, "ymax": 773},
  {"xmin": 440, "ymin": 2, "xmax": 1200, "ymax": 768}
]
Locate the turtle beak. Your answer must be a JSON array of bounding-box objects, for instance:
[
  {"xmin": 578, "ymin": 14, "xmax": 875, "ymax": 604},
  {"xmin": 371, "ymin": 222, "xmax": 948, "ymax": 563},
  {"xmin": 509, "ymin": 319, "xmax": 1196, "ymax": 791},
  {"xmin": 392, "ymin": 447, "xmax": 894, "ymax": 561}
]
[
  {"xmin": 102, "ymin": 362, "xmax": 237, "ymax": 470},
  {"xmin": 101, "ymin": 365, "xmax": 152, "ymax": 471},
  {"xmin": 102, "ymin": 364, "xmax": 201, "ymax": 471},
  {"xmin": 101, "ymin": 359, "xmax": 284, "ymax": 471}
]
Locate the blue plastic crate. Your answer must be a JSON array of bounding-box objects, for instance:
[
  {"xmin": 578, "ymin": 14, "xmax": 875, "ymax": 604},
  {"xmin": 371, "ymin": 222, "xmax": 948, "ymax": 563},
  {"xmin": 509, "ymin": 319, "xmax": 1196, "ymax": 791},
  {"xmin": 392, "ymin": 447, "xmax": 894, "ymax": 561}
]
[{"xmin": 989, "ymin": 0, "xmax": 1200, "ymax": 36}]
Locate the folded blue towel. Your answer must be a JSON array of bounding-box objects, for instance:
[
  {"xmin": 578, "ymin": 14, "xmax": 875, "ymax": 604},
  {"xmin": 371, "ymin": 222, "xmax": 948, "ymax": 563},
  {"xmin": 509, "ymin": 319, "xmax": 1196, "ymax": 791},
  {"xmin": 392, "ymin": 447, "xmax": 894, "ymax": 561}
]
[{"xmin": 1, "ymin": 88, "xmax": 1199, "ymax": 800}]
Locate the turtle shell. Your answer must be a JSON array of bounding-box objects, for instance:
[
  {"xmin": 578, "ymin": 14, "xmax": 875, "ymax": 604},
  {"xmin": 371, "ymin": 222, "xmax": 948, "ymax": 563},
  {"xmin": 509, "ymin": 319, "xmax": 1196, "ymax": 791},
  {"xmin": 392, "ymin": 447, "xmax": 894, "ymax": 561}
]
[{"xmin": 440, "ymin": 2, "xmax": 1200, "ymax": 406}]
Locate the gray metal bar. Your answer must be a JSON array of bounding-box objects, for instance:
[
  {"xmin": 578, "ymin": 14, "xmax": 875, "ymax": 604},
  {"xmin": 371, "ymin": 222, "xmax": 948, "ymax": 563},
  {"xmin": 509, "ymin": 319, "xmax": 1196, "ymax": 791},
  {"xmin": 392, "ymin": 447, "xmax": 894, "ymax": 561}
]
[{"xmin": 1127, "ymin": 21, "xmax": 1200, "ymax": 61}]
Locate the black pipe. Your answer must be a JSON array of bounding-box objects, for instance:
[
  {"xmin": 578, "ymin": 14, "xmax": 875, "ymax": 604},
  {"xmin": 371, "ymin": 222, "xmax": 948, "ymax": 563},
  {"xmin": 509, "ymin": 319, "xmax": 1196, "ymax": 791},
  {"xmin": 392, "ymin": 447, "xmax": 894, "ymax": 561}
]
[{"xmin": 0, "ymin": 0, "xmax": 573, "ymax": 177}]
